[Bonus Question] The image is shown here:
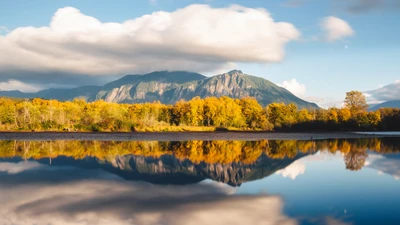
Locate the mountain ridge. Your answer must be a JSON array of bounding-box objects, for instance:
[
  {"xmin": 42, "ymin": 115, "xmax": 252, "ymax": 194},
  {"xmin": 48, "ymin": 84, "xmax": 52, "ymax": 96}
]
[
  {"xmin": 369, "ymin": 100, "xmax": 400, "ymax": 111},
  {"xmin": 0, "ymin": 70, "xmax": 318, "ymax": 109}
]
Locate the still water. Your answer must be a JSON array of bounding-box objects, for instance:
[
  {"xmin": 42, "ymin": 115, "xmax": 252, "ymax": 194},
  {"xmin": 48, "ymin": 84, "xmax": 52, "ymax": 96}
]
[{"xmin": 1, "ymin": 138, "xmax": 400, "ymax": 225}]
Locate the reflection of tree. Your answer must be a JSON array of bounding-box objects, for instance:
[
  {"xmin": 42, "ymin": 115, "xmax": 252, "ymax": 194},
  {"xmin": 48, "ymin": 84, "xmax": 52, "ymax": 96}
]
[
  {"xmin": 344, "ymin": 149, "xmax": 368, "ymax": 171},
  {"xmin": 266, "ymin": 140, "xmax": 297, "ymax": 159},
  {"xmin": 0, "ymin": 139, "xmax": 399, "ymax": 168}
]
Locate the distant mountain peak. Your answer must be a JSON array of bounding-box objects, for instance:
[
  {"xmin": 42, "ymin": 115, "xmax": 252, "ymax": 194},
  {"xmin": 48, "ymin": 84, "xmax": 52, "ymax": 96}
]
[{"xmin": 227, "ymin": 69, "xmax": 243, "ymax": 75}]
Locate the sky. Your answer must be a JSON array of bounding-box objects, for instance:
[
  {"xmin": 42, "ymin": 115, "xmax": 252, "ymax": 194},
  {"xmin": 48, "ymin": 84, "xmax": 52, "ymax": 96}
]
[{"xmin": 0, "ymin": 0, "xmax": 399, "ymax": 107}]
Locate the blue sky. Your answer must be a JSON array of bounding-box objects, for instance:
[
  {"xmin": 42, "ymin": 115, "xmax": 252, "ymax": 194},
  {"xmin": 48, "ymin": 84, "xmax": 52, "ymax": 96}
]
[{"xmin": 0, "ymin": 0, "xmax": 399, "ymax": 107}]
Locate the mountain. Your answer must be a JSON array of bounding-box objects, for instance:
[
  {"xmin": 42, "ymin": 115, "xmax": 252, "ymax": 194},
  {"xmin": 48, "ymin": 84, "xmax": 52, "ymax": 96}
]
[
  {"xmin": 369, "ymin": 100, "xmax": 400, "ymax": 111},
  {"xmin": 0, "ymin": 70, "xmax": 318, "ymax": 109}
]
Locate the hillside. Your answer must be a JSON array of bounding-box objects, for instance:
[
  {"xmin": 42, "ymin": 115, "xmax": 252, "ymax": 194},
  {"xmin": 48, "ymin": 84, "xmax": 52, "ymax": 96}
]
[
  {"xmin": 369, "ymin": 100, "xmax": 400, "ymax": 111},
  {"xmin": 0, "ymin": 70, "xmax": 318, "ymax": 109}
]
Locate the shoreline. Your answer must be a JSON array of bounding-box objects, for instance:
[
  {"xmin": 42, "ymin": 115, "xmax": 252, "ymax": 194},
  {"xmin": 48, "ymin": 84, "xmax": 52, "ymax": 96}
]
[{"xmin": 0, "ymin": 131, "xmax": 399, "ymax": 141}]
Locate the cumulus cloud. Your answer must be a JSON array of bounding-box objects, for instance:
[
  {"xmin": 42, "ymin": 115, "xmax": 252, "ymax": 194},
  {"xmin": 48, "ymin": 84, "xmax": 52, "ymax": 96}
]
[
  {"xmin": 320, "ymin": 17, "xmax": 354, "ymax": 42},
  {"xmin": 276, "ymin": 160, "xmax": 306, "ymax": 180},
  {"xmin": 279, "ymin": 79, "xmax": 307, "ymax": 97},
  {"xmin": 0, "ymin": 5, "xmax": 300, "ymax": 86},
  {"xmin": 364, "ymin": 80, "xmax": 400, "ymax": 103},
  {"xmin": 0, "ymin": 80, "xmax": 41, "ymax": 92},
  {"xmin": 0, "ymin": 163, "xmax": 298, "ymax": 225}
]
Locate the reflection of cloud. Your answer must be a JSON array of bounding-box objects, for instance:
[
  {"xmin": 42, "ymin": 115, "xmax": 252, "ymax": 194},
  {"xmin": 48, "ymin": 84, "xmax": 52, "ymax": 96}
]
[
  {"xmin": 0, "ymin": 163, "xmax": 298, "ymax": 225},
  {"xmin": 276, "ymin": 160, "xmax": 306, "ymax": 180},
  {"xmin": 276, "ymin": 152, "xmax": 341, "ymax": 180},
  {"xmin": 366, "ymin": 154, "xmax": 400, "ymax": 180},
  {"xmin": 325, "ymin": 217, "xmax": 353, "ymax": 225},
  {"xmin": 0, "ymin": 161, "xmax": 42, "ymax": 174}
]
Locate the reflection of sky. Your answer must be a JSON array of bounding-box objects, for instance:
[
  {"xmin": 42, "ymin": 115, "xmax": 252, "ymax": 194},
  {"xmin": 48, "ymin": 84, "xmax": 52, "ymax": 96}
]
[
  {"xmin": 366, "ymin": 153, "xmax": 400, "ymax": 180},
  {"xmin": 237, "ymin": 151, "xmax": 400, "ymax": 225},
  {"xmin": 2, "ymin": 150, "xmax": 400, "ymax": 225},
  {"xmin": 0, "ymin": 162, "xmax": 297, "ymax": 225}
]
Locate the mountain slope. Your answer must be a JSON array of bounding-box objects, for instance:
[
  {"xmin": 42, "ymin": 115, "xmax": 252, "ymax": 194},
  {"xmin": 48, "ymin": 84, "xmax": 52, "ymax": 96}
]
[
  {"xmin": 369, "ymin": 100, "xmax": 400, "ymax": 111},
  {"xmin": 0, "ymin": 70, "xmax": 318, "ymax": 108},
  {"xmin": 193, "ymin": 70, "xmax": 315, "ymax": 107}
]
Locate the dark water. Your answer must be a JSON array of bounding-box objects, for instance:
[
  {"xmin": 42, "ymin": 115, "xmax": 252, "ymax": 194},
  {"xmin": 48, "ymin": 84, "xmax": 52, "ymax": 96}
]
[{"xmin": 1, "ymin": 138, "xmax": 400, "ymax": 225}]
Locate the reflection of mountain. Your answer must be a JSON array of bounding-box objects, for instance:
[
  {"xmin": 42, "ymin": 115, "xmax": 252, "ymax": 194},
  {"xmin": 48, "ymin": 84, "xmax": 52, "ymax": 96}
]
[{"xmin": 27, "ymin": 153, "xmax": 309, "ymax": 187}]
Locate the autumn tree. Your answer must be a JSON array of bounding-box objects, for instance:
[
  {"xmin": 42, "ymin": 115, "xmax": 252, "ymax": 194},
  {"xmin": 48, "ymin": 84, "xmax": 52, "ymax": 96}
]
[
  {"xmin": 187, "ymin": 97, "xmax": 204, "ymax": 126},
  {"xmin": 344, "ymin": 91, "xmax": 368, "ymax": 115},
  {"xmin": 239, "ymin": 97, "xmax": 267, "ymax": 129},
  {"xmin": 204, "ymin": 97, "xmax": 219, "ymax": 126},
  {"xmin": 338, "ymin": 108, "xmax": 351, "ymax": 123}
]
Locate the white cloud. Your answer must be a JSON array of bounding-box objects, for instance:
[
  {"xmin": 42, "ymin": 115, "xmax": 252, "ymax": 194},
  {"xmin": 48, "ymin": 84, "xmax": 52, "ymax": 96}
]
[
  {"xmin": 305, "ymin": 96, "xmax": 344, "ymax": 109},
  {"xmin": 364, "ymin": 80, "xmax": 400, "ymax": 103},
  {"xmin": 149, "ymin": 0, "xmax": 157, "ymax": 5},
  {"xmin": 276, "ymin": 160, "xmax": 306, "ymax": 180},
  {"xmin": 320, "ymin": 16, "xmax": 354, "ymax": 42},
  {"xmin": 0, "ymin": 79, "xmax": 41, "ymax": 92},
  {"xmin": 0, "ymin": 162, "xmax": 42, "ymax": 174},
  {"xmin": 0, "ymin": 5, "xmax": 300, "ymax": 78},
  {"xmin": 0, "ymin": 164, "xmax": 298, "ymax": 225},
  {"xmin": 279, "ymin": 78, "xmax": 306, "ymax": 97}
]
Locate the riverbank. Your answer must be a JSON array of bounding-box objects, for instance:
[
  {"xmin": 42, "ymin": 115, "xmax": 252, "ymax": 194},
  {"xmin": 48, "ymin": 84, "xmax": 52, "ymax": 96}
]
[{"xmin": 0, "ymin": 131, "xmax": 399, "ymax": 141}]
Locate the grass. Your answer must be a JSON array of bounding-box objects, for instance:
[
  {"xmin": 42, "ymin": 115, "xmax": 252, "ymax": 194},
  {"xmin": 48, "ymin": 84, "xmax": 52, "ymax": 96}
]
[
  {"xmin": 0, "ymin": 124, "xmax": 266, "ymax": 132},
  {"xmin": 134, "ymin": 125, "xmax": 215, "ymax": 132}
]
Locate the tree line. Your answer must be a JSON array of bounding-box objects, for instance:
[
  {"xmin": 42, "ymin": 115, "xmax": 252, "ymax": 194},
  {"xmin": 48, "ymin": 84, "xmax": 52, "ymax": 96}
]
[
  {"xmin": 0, "ymin": 91, "xmax": 398, "ymax": 131},
  {"xmin": 0, "ymin": 138, "xmax": 397, "ymax": 171}
]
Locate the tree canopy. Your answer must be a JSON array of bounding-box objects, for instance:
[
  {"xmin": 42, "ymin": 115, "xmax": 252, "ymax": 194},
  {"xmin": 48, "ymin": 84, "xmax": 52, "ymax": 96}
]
[
  {"xmin": 344, "ymin": 91, "xmax": 368, "ymax": 114},
  {"xmin": 0, "ymin": 91, "xmax": 398, "ymax": 132}
]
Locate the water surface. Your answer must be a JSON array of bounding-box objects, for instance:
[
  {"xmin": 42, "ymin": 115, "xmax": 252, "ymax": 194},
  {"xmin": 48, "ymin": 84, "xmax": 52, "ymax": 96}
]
[{"xmin": 1, "ymin": 138, "xmax": 400, "ymax": 225}]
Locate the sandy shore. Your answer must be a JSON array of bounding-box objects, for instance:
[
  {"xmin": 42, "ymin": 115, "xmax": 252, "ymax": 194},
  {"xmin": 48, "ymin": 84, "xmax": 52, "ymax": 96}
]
[{"xmin": 0, "ymin": 131, "xmax": 398, "ymax": 141}]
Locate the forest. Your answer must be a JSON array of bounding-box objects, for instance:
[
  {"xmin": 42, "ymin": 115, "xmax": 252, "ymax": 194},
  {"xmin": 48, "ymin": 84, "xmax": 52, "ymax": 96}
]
[
  {"xmin": 0, "ymin": 91, "xmax": 399, "ymax": 132},
  {"xmin": 0, "ymin": 138, "xmax": 397, "ymax": 171}
]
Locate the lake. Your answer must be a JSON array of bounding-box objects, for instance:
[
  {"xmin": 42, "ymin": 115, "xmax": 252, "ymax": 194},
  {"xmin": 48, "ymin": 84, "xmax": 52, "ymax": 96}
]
[{"xmin": 1, "ymin": 137, "xmax": 400, "ymax": 225}]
